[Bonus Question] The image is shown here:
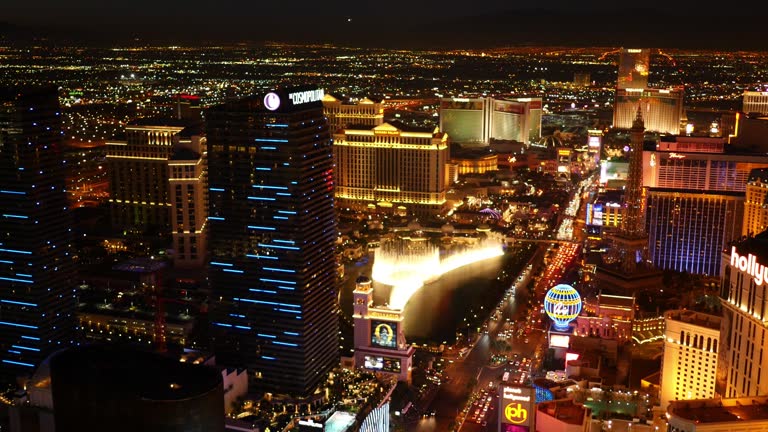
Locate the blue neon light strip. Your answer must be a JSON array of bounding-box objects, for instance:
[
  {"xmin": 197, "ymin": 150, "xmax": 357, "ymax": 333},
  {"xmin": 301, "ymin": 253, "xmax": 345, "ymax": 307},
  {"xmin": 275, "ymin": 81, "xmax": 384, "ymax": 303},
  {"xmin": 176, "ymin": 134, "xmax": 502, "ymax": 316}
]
[
  {"xmin": 276, "ymin": 193, "xmax": 291, "ymax": 196},
  {"xmin": 248, "ymin": 196, "xmax": 276, "ymax": 201},
  {"xmin": 229, "ymin": 314, "xmax": 245, "ymax": 318},
  {"xmin": 0, "ymin": 248, "xmax": 32, "ymax": 255},
  {"xmin": 284, "ymin": 331, "xmax": 299, "ymax": 336},
  {"xmin": 291, "ymin": 181, "xmax": 298, "ymax": 185},
  {"xmin": 247, "ymin": 225, "xmax": 276, "ymax": 231},
  {"xmin": 276, "ymin": 286, "xmax": 295, "ymax": 291},
  {"xmin": 2, "ymin": 360, "xmax": 34, "ymax": 367},
  {"xmin": 0, "ymin": 277, "xmax": 33, "ymax": 284},
  {"xmin": 253, "ymin": 185, "xmax": 288, "ymax": 190},
  {"xmin": 249, "ymin": 288, "xmax": 277, "ymax": 294},
  {"xmin": 273, "ymin": 216, "xmax": 289, "ymax": 220},
  {"xmin": 278, "ymin": 308, "xmax": 301, "ymax": 314},
  {"xmin": 260, "ymin": 146, "xmax": 277, "ymax": 150},
  {"xmin": 254, "ymin": 138, "xmax": 288, "ymax": 143},
  {"xmin": 273, "ymin": 240, "xmax": 295, "ymax": 244},
  {"xmin": 234, "ymin": 325, "xmax": 251, "ymax": 330},
  {"xmin": 1, "ymin": 300, "xmax": 37, "ymax": 307},
  {"xmin": 210, "ymin": 188, "xmax": 225, "ymax": 192},
  {"xmin": 0, "ymin": 260, "xmax": 13, "ymax": 264},
  {"xmin": 259, "ymin": 278, "xmax": 296, "ymax": 285},
  {"xmin": 255, "ymin": 168, "xmax": 272, "ymax": 171},
  {"xmin": 3, "ymin": 214, "xmax": 28, "ymax": 219},
  {"xmin": 223, "ymin": 269, "xmax": 244, "ymax": 274},
  {"xmin": 278, "ymin": 211, "xmax": 297, "ymax": 215},
  {"xmin": 214, "ymin": 322, "xmax": 232, "ymax": 327},
  {"xmin": 263, "ymin": 267, "xmax": 295, "ymax": 273},
  {"xmin": 262, "ymin": 356, "xmax": 276, "ymax": 360},
  {"xmin": 15, "ymin": 273, "xmax": 32, "ymax": 278},
  {"xmin": 258, "ymin": 243, "xmax": 299, "ymax": 250},
  {"xmin": 208, "ymin": 216, "xmax": 225, "ymax": 221},
  {"xmin": 265, "ymin": 124, "xmax": 288, "ymax": 128},
  {"xmin": 0, "ymin": 321, "xmax": 37, "ymax": 329},
  {"xmin": 21, "ymin": 336, "xmax": 40, "ymax": 340},
  {"xmin": 283, "ymin": 163, "xmax": 291, "ymax": 166},
  {"xmin": 257, "ymin": 333, "xmax": 276, "ymax": 339},
  {"xmin": 273, "ymin": 341, "xmax": 298, "ymax": 347},
  {"xmin": 7, "ymin": 350, "xmax": 21, "ymax": 355},
  {"xmin": 12, "ymin": 345, "xmax": 40, "ymax": 352},
  {"xmin": 210, "ymin": 261, "xmax": 233, "ymax": 267},
  {"xmin": 0, "ymin": 190, "xmax": 26, "ymax": 195},
  {"xmin": 246, "ymin": 254, "xmax": 278, "ymax": 260},
  {"xmin": 233, "ymin": 298, "xmax": 299, "ymax": 308}
]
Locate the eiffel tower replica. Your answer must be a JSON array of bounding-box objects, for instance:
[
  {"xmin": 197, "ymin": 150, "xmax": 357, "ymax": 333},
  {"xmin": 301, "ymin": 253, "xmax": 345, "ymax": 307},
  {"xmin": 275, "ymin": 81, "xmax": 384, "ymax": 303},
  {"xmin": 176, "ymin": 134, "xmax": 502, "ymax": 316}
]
[{"xmin": 595, "ymin": 105, "xmax": 663, "ymax": 294}]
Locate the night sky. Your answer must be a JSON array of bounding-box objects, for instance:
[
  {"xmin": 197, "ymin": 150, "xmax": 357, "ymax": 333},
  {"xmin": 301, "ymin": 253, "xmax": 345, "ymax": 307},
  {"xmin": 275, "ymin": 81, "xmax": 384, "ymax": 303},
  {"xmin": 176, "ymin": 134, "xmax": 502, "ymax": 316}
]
[{"xmin": 2, "ymin": 0, "xmax": 768, "ymax": 49}]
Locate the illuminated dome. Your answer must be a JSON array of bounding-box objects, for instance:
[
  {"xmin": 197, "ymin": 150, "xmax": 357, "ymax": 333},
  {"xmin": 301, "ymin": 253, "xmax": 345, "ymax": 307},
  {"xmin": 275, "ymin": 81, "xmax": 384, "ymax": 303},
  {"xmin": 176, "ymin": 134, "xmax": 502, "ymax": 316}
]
[{"xmin": 543, "ymin": 284, "xmax": 582, "ymax": 330}]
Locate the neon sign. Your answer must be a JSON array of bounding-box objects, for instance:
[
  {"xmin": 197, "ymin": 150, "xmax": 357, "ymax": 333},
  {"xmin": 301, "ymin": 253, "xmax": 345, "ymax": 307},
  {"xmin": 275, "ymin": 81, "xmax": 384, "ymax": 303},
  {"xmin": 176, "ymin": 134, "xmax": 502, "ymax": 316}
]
[
  {"xmin": 264, "ymin": 92, "xmax": 280, "ymax": 111},
  {"xmin": 731, "ymin": 246, "xmax": 768, "ymax": 286},
  {"xmin": 288, "ymin": 89, "xmax": 324, "ymax": 105},
  {"xmin": 504, "ymin": 402, "xmax": 528, "ymax": 424}
]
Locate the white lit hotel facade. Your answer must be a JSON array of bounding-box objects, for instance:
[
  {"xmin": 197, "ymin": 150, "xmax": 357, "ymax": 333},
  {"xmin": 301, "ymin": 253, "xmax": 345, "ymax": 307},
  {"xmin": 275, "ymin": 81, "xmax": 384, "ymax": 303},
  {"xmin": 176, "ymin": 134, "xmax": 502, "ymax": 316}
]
[
  {"xmin": 333, "ymin": 122, "xmax": 449, "ymax": 215},
  {"xmin": 743, "ymin": 90, "xmax": 768, "ymax": 115},
  {"xmin": 719, "ymin": 232, "xmax": 768, "ymax": 398},
  {"xmin": 614, "ymin": 88, "xmax": 684, "ymax": 135},
  {"xmin": 659, "ymin": 310, "xmax": 721, "ymax": 410}
]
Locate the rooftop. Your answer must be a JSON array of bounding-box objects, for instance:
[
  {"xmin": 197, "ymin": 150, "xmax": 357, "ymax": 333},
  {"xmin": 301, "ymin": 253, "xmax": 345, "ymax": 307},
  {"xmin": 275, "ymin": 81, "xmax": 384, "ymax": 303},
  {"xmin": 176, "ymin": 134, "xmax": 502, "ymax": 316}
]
[
  {"xmin": 669, "ymin": 396, "xmax": 768, "ymax": 423},
  {"xmin": 665, "ymin": 309, "xmax": 721, "ymax": 330}
]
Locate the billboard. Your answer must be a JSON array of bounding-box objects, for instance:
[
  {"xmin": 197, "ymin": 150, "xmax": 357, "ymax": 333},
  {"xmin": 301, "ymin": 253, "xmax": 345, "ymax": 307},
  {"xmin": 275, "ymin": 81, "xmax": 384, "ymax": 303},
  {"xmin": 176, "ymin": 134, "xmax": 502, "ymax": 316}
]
[
  {"xmin": 499, "ymin": 385, "xmax": 535, "ymax": 431},
  {"xmin": 370, "ymin": 320, "xmax": 397, "ymax": 349},
  {"xmin": 363, "ymin": 355, "xmax": 402, "ymax": 373}
]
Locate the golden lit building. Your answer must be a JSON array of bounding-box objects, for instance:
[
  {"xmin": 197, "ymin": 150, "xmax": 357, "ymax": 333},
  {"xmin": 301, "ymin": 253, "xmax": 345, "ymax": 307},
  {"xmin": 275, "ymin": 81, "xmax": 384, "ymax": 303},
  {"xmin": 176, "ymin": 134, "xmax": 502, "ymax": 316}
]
[
  {"xmin": 107, "ymin": 119, "xmax": 202, "ymax": 233},
  {"xmin": 719, "ymin": 232, "xmax": 768, "ymax": 398},
  {"xmin": 168, "ymin": 133, "xmax": 208, "ymax": 268},
  {"xmin": 614, "ymin": 87, "xmax": 684, "ymax": 135},
  {"xmin": 322, "ymin": 94, "xmax": 383, "ymax": 132},
  {"xmin": 743, "ymin": 90, "xmax": 768, "ymax": 115},
  {"xmin": 451, "ymin": 153, "xmax": 498, "ymax": 175},
  {"xmin": 743, "ymin": 168, "xmax": 768, "ymax": 237},
  {"xmin": 333, "ymin": 122, "xmax": 449, "ymax": 215},
  {"xmin": 659, "ymin": 310, "xmax": 721, "ymax": 410}
]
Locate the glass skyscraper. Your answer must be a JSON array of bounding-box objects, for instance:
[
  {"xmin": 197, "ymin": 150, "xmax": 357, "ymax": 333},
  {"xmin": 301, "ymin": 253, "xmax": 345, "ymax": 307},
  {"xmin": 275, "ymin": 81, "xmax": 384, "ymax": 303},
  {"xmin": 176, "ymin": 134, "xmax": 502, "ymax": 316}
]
[
  {"xmin": 0, "ymin": 85, "xmax": 76, "ymax": 376},
  {"xmin": 206, "ymin": 86, "xmax": 339, "ymax": 395}
]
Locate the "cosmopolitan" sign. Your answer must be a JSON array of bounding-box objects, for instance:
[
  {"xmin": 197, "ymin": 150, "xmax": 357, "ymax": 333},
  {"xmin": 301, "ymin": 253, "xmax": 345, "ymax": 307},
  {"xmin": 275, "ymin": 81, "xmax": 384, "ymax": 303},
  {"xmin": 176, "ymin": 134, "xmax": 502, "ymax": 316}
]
[{"xmin": 731, "ymin": 246, "xmax": 768, "ymax": 286}]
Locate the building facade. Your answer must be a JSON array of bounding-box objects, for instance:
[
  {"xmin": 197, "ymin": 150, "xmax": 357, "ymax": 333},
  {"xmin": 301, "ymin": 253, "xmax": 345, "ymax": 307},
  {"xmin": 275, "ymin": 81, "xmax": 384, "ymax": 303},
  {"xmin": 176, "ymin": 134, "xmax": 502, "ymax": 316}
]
[
  {"xmin": 333, "ymin": 122, "xmax": 449, "ymax": 215},
  {"xmin": 643, "ymin": 138, "xmax": 768, "ymax": 275},
  {"xmin": 719, "ymin": 233, "xmax": 768, "ymax": 398},
  {"xmin": 659, "ymin": 310, "xmax": 721, "ymax": 410},
  {"xmin": 322, "ymin": 94, "xmax": 383, "ymax": 132},
  {"xmin": 743, "ymin": 168, "xmax": 768, "ymax": 237},
  {"xmin": 743, "ymin": 90, "xmax": 768, "ymax": 115},
  {"xmin": 617, "ymin": 48, "xmax": 650, "ymax": 90},
  {"xmin": 206, "ymin": 86, "xmax": 339, "ymax": 396},
  {"xmin": 439, "ymin": 96, "xmax": 542, "ymax": 145},
  {"xmin": 168, "ymin": 134, "xmax": 208, "ymax": 268},
  {"xmin": 0, "ymin": 85, "xmax": 77, "ymax": 374},
  {"xmin": 613, "ymin": 88, "xmax": 684, "ymax": 135}
]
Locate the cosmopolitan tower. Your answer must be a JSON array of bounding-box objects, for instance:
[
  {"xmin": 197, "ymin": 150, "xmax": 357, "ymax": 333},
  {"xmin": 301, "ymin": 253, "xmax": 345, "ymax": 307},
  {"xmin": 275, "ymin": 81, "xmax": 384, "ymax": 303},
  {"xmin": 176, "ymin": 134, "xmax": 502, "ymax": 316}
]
[
  {"xmin": 0, "ymin": 86, "xmax": 76, "ymax": 375},
  {"xmin": 206, "ymin": 86, "xmax": 339, "ymax": 395}
]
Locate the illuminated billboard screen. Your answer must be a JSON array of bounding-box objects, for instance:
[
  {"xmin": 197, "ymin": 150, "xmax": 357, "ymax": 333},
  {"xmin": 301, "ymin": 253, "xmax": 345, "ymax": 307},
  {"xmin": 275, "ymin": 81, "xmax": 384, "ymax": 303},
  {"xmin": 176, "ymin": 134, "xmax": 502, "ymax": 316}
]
[
  {"xmin": 363, "ymin": 355, "xmax": 401, "ymax": 373},
  {"xmin": 499, "ymin": 385, "xmax": 535, "ymax": 430},
  {"xmin": 370, "ymin": 320, "xmax": 397, "ymax": 349},
  {"xmin": 549, "ymin": 334, "xmax": 570, "ymax": 348}
]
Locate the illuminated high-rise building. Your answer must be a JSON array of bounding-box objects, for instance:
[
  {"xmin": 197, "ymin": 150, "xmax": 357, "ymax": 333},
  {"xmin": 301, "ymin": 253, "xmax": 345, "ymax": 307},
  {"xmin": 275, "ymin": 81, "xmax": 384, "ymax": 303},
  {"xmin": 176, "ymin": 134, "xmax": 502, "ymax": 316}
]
[
  {"xmin": 659, "ymin": 310, "xmax": 721, "ymax": 410},
  {"xmin": 743, "ymin": 90, "xmax": 768, "ymax": 115},
  {"xmin": 333, "ymin": 122, "xmax": 449, "ymax": 215},
  {"xmin": 206, "ymin": 86, "xmax": 339, "ymax": 395},
  {"xmin": 322, "ymin": 94, "xmax": 383, "ymax": 132},
  {"xmin": 0, "ymin": 85, "xmax": 77, "ymax": 375},
  {"xmin": 643, "ymin": 136, "xmax": 768, "ymax": 275},
  {"xmin": 743, "ymin": 168, "xmax": 768, "ymax": 237},
  {"xmin": 617, "ymin": 48, "xmax": 650, "ymax": 90},
  {"xmin": 613, "ymin": 87, "xmax": 684, "ymax": 135},
  {"xmin": 167, "ymin": 131, "xmax": 208, "ymax": 268},
  {"xmin": 107, "ymin": 119, "xmax": 202, "ymax": 234},
  {"xmin": 719, "ymin": 232, "xmax": 768, "ymax": 398},
  {"xmin": 439, "ymin": 96, "xmax": 542, "ymax": 145}
]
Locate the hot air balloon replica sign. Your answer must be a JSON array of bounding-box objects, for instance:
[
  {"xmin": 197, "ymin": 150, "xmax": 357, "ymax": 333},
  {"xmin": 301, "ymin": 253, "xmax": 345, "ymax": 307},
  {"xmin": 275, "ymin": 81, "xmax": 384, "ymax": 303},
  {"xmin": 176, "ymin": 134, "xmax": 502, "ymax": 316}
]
[{"xmin": 543, "ymin": 284, "xmax": 582, "ymax": 331}]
